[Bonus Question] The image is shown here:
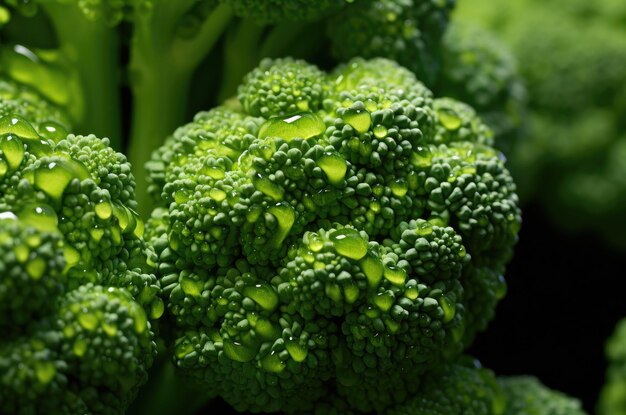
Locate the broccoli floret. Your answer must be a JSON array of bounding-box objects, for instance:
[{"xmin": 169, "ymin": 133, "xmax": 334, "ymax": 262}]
[
  {"xmin": 0, "ymin": 103, "xmax": 162, "ymax": 413},
  {"xmin": 124, "ymin": 1, "xmax": 364, "ymax": 214},
  {"xmin": 388, "ymin": 359, "xmax": 504, "ymax": 415},
  {"xmin": 599, "ymin": 319, "xmax": 626, "ymax": 415},
  {"xmin": 327, "ymin": 0, "xmax": 453, "ymax": 85},
  {"xmin": 147, "ymin": 57, "xmax": 521, "ymax": 413},
  {"xmin": 499, "ymin": 376, "xmax": 588, "ymax": 415},
  {"xmin": 456, "ymin": 0, "xmax": 626, "ymax": 248},
  {"xmin": 436, "ymin": 21, "xmax": 526, "ymax": 152}
]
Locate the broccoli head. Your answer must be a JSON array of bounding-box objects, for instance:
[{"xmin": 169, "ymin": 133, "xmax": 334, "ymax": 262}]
[
  {"xmin": 0, "ymin": 88, "xmax": 162, "ymax": 414},
  {"xmin": 499, "ymin": 376, "xmax": 588, "ymax": 415},
  {"xmin": 599, "ymin": 318, "xmax": 626, "ymax": 415},
  {"xmin": 147, "ymin": 57, "xmax": 521, "ymax": 413}
]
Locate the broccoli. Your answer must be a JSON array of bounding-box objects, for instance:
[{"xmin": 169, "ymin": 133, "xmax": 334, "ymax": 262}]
[
  {"xmin": 499, "ymin": 376, "xmax": 588, "ymax": 415},
  {"xmin": 1, "ymin": 0, "xmax": 124, "ymax": 145},
  {"xmin": 145, "ymin": 57, "xmax": 521, "ymax": 413},
  {"xmin": 327, "ymin": 0, "xmax": 526, "ymax": 153},
  {"xmin": 455, "ymin": 0, "xmax": 626, "ymax": 248},
  {"xmin": 0, "ymin": 86, "xmax": 162, "ymax": 414},
  {"xmin": 599, "ymin": 319, "xmax": 626, "ymax": 415}
]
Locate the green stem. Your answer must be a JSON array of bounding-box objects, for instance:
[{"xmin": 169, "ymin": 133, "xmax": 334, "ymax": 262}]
[
  {"xmin": 128, "ymin": 2, "xmax": 234, "ymax": 217},
  {"xmin": 216, "ymin": 19, "xmax": 266, "ymax": 103},
  {"xmin": 44, "ymin": 4, "xmax": 122, "ymax": 148},
  {"xmin": 259, "ymin": 21, "xmax": 324, "ymax": 59},
  {"xmin": 129, "ymin": 358, "xmax": 211, "ymax": 415}
]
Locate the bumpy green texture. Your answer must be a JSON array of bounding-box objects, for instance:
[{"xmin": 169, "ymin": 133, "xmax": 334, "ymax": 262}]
[
  {"xmin": 327, "ymin": 0, "xmax": 454, "ymax": 84},
  {"xmin": 456, "ymin": 0, "xmax": 626, "ymax": 248},
  {"xmin": 147, "ymin": 58, "xmax": 521, "ymax": 413},
  {"xmin": 0, "ymin": 78, "xmax": 71, "ymax": 130},
  {"xmin": 599, "ymin": 319, "xmax": 626, "ymax": 415},
  {"xmin": 436, "ymin": 21, "xmax": 526, "ymax": 152},
  {"xmin": 0, "ymin": 100, "xmax": 162, "ymax": 413},
  {"xmin": 326, "ymin": 0, "xmax": 525, "ymax": 152},
  {"xmin": 389, "ymin": 360, "xmax": 504, "ymax": 415},
  {"xmin": 499, "ymin": 377, "xmax": 588, "ymax": 415}
]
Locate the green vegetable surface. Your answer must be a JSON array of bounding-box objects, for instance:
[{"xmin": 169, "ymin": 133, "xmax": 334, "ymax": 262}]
[
  {"xmin": 145, "ymin": 56, "xmax": 521, "ymax": 413},
  {"xmin": 0, "ymin": 88, "xmax": 161, "ymax": 414}
]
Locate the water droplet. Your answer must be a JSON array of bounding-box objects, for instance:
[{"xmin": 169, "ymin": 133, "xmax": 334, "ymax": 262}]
[
  {"xmin": 103, "ymin": 322, "xmax": 118, "ymax": 337},
  {"xmin": 329, "ymin": 228, "xmax": 367, "ymax": 260},
  {"xmin": 360, "ymin": 255, "xmax": 383, "ymax": 287},
  {"xmin": 243, "ymin": 282, "xmax": 278, "ymax": 311},
  {"xmin": 307, "ymin": 232, "xmax": 324, "ymax": 252},
  {"xmin": 286, "ymin": 339, "xmax": 308, "ymax": 362},
  {"xmin": 38, "ymin": 121, "xmax": 67, "ymax": 143},
  {"xmin": 410, "ymin": 146, "xmax": 432, "ymax": 168},
  {"xmin": 34, "ymin": 158, "xmax": 90, "ymax": 203},
  {"xmin": 373, "ymin": 292, "xmax": 394, "ymax": 312},
  {"xmin": 180, "ymin": 275, "xmax": 203, "ymax": 297},
  {"xmin": 35, "ymin": 361, "xmax": 56, "ymax": 384},
  {"xmin": 95, "ymin": 201, "xmax": 112, "ymax": 220},
  {"xmin": 384, "ymin": 265, "xmax": 407, "ymax": 285},
  {"xmin": 73, "ymin": 338, "xmax": 87, "ymax": 357},
  {"xmin": 405, "ymin": 286, "xmax": 419, "ymax": 300},
  {"xmin": 342, "ymin": 108, "xmax": 371, "ymax": 134},
  {"xmin": 268, "ymin": 203, "xmax": 295, "ymax": 247},
  {"xmin": 150, "ymin": 299, "xmax": 165, "ymax": 319},
  {"xmin": 373, "ymin": 125, "xmax": 387, "ymax": 138},
  {"xmin": 0, "ymin": 134, "xmax": 24, "ymax": 171},
  {"xmin": 390, "ymin": 179, "xmax": 408, "ymax": 197},
  {"xmin": 258, "ymin": 112, "xmax": 325, "ymax": 141},
  {"xmin": 261, "ymin": 351, "xmax": 285, "ymax": 373},
  {"xmin": 317, "ymin": 152, "xmax": 347, "ymax": 185},
  {"xmin": 223, "ymin": 340, "xmax": 257, "ymax": 363},
  {"xmin": 253, "ymin": 174, "xmax": 284, "ymax": 201},
  {"xmin": 440, "ymin": 296, "xmax": 456, "ymax": 323},
  {"xmin": 19, "ymin": 203, "xmax": 58, "ymax": 232},
  {"xmin": 78, "ymin": 313, "xmax": 98, "ymax": 331},
  {"xmin": 209, "ymin": 188, "xmax": 227, "ymax": 202},
  {"xmin": 438, "ymin": 108, "xmax": 462, "ymax": 130},
  {"xmin": 175, "ymin": 341, "xmax": 194, "ymax": 359},
  {"xmin": 26, "ymin": 257, "xmax": 46, "ymax": 279}
]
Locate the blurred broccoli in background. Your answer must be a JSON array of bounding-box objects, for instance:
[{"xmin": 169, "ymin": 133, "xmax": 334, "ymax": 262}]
[
  {"xmin": 599, "ymin": 319, "xmax": 626, "ymax": 415},
  {"xmin": 456, "ymin": 0, "xmax": 626, "ymax": 249}
]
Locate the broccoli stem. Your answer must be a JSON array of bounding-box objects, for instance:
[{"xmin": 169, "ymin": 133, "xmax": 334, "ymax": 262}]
[
  {"xmin": 43, "ymin": 4, "xmax": 122, "ymax": 149},
  {"xmin": 216, "ymin": 19, "xmax": 265, "ymax": 103},
  {"xmin": 216, "ymin": 20, "xmax": 327, "ymax": 103},
  {"xmin": 261, "ymin": 21, "xmax": 327, "ymax": 60},
  {"xmin": 128, "ymin": 1, "xmax": 234, "ymax": 216},
  {"xmin": 128, "ymin": 358, "xmax": 211, "ymax": 415}
]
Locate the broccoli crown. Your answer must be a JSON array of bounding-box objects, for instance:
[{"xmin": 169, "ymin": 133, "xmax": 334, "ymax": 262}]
[
  {"xmin": 327, "ymin": 0, "xmax": 454, "ymax": 85},
  {"xmin": 436, "ymin": 21, "xmax": 526, "ymax": 151},
  {"xmin": 0, "ymin": 108, "xmax": 162, "ymax": 413},
  {"xmin": 499, "ymin": 377, "xmax": 588, "ymax": 415},
  {"xmin": 147, "ymin": 57, "xmax": 520, "ymax": 413},
  {"xmin": 599, "ymin": 318, "xmax": 626, "ymax": 415},
  {"xmin": 389, "ymin": 359, "xmax": 504, "ymax": 415}
]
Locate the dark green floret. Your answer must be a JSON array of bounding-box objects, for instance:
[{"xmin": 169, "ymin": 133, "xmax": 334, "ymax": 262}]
[
  {"xmin": 499, "ymin": 376, "xmax": 588, "ymax": 415},
  {"xmin": 147, "ymin": 57, "xmax": 521, "ymax": 413},
  {"xmin": 0, "ymin": 93, "xmax": 161, "ymax": 414}
]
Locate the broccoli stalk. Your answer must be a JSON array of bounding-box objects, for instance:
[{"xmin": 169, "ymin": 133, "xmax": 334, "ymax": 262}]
[
  {"xmin": 42, "ymin": 4, "xmax": 122, "ymax": 147},
  {"xmin": 127, "ymin": 1, "xmax": 234, "ymax": 215},
  {"xmin": 1, "ymin": 1, "xmax": 122, "ymax": 147}
]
